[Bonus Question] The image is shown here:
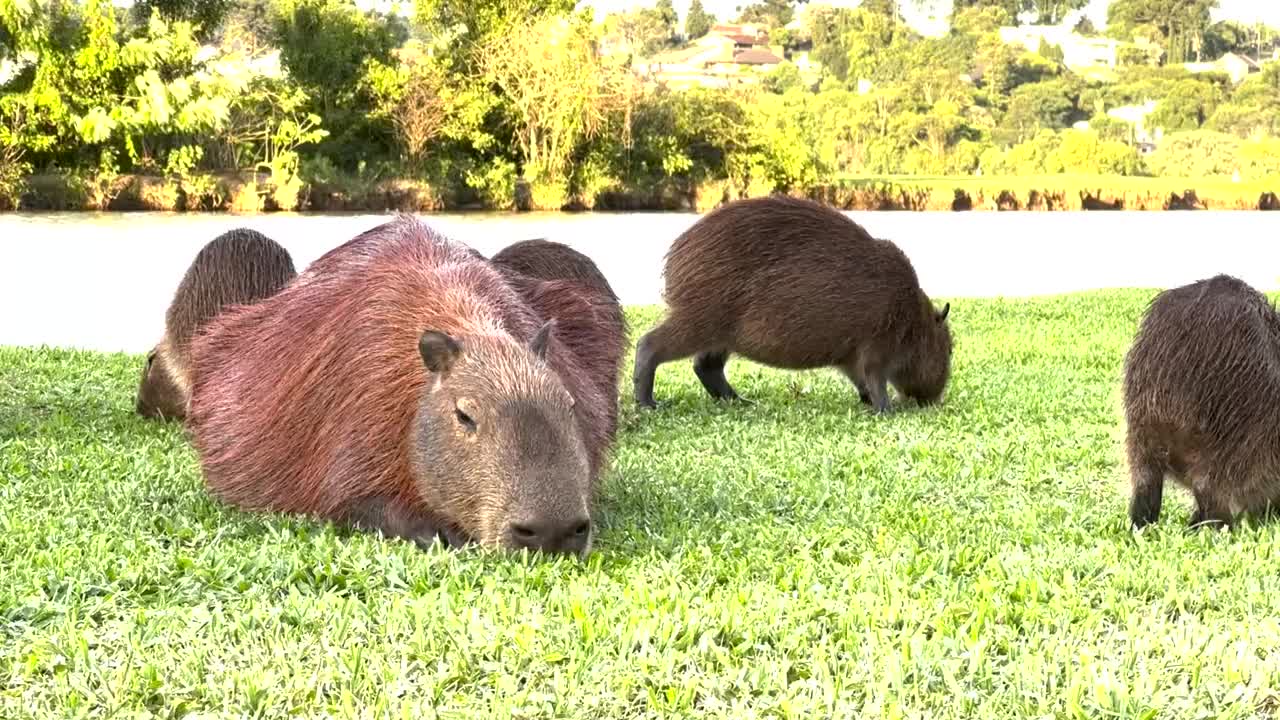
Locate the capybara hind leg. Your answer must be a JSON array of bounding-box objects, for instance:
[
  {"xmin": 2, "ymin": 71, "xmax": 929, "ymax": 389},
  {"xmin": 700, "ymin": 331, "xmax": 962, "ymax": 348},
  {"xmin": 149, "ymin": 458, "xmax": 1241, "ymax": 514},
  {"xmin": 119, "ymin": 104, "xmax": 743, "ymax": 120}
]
[
  {"xmin": 346, "ymin": 496, "xmax": 445, "ymax": 550},
  {"xmin": 693, "ymin": 351, "xmax": 743, "ymax": 402},
  {"xmin": 1188, "ymin": 486, "xmax": 1233, "ymax": 530},
  {"xmin": 634, "ymin": 322, "xmax": 701, "ymax": 409},
  {"xmin": 1127, "ymin": 459, "xmax": 1164, "ymax": 529}
]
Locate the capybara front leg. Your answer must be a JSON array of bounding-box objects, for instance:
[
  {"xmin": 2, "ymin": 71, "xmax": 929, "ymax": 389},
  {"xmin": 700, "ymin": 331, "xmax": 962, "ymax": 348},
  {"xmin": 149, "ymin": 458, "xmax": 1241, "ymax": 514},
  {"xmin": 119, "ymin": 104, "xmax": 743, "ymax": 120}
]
[
  {"xmin": 1127, "ymin": 458, "xmax": 1164, "ymax": 529},
  {"xmin": 693, "ymin": 351, "xmax": 743, "ymax": 403},
  {"xmin": 839, "ymin": 364, "xmax": 874, "ymax": 406},
  {"xmin": 1188, "ymin": 484, "xmax": 1233, "ymax": 530},
  {"xmin": 633, "ymin": 322, "xmax": 700, "ymax": 409},
  {"xmin": 864, "ymin": 374, "xmax": 891, "ymax": 414}
]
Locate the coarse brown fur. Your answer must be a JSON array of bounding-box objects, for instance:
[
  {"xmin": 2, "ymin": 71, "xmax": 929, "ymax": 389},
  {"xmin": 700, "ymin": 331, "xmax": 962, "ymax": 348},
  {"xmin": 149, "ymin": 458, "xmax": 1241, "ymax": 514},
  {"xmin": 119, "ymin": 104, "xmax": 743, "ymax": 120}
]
[
  {"xmin": 136, "ymin": 228, "xmax": 296, "ymax": 421},
  {"xmin": 634, "ymin": 195, "xmax": 953, "ymax": 412},
  {"xmin": 492, "ymin": 239, "xmax": 619, "ymax": 304},
  {"xmin": 491, "ymin": 240, "xmax": 627, "ymax": 444},
  {"xmin": 1123, "ymin": 274, "xmax": 1280, "ymax": 530},
  {"xmin": 186, "ymin": 215, "xmax": 612, "ymax": 556}
]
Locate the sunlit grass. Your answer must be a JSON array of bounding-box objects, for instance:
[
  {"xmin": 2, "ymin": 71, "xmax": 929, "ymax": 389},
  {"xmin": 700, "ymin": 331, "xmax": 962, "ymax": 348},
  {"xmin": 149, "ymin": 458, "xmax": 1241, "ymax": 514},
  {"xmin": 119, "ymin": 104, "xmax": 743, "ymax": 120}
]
[{"xmin": 4, "ymin": 290, "xmax": 1280, "ymax": 718}]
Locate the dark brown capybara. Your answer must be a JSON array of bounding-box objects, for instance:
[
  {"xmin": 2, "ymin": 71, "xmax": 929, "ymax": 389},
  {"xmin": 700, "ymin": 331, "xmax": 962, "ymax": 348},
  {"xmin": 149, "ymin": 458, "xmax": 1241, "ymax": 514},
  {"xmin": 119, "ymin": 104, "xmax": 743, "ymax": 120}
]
[
  {"xmin": 136, "ymin": 228, "xmax": 296, "ymax": 421},
  {"xmin": 633, "ymin": 195, "xmax": 952, "ymax": 412},
  {"xmin": 186, "ymin": 215, "xmax": 613, "ymax": 557},
  {"xmin": 491, "ymin": 239, "xmax": 619, "ymax": 304},
  {"xmin": 1124, "ymin": 274, "xmax": 1280, "ymax": 530},
  {"xmin": 491, "ymin": 239, "xmax": 627, "ymax": 444}
]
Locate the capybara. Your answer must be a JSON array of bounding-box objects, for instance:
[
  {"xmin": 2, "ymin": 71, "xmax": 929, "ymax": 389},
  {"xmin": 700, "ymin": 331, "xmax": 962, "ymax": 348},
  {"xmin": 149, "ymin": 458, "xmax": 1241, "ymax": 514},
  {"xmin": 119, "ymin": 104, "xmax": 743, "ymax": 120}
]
[
  {"xmin": 1124, "ymin": 274, "xmax": 1280, "ymax": 530},
  {"xmin": 633, "ymin": 195, "xmax": 952, "ymax": 412},
  {"xmin": 491, "ymin": 239, "xmax": 619, "ymax": 304},
  {"xmin": 186, "ymin": 215, "xmax": 613, "ymax": 556},
  {"xmin": 135, "ymin": 228, "xmax": 296, "ymax": 421},
  {"xmin": 491, "ymin": 239, "xmax": 627, "ymax": 442}
]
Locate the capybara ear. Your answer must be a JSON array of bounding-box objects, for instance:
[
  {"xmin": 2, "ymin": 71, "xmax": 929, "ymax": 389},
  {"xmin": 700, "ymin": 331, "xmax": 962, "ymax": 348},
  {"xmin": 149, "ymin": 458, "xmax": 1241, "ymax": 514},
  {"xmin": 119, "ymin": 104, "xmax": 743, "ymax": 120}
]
[
  {"xmin": 937, "ymin": 302, "xmax": 950, "ymax": 323},
  {"xmin": 530, "ymin": 320, "xmax": 556, "ymax": 361},
  {"xmin": 419, "ymin": 330, "xmax": 462, "ymax": 374}
]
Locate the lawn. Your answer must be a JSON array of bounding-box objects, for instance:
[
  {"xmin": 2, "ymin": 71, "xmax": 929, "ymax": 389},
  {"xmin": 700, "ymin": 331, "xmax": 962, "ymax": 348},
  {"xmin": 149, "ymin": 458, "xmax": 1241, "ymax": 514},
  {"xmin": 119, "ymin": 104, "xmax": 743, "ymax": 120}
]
[{"xmin": 5, "ymin": 291, "xmax": 1280, "ymax": 718}]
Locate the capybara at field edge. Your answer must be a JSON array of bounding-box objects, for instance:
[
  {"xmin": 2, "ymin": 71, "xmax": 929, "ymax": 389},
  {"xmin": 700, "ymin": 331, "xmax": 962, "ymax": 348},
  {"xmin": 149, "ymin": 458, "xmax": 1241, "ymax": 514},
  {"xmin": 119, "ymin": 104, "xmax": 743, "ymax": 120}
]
[
  {"xmin": 186, "ymin": 215, "xmax": 613, "ymax": 556},
  {"xmin": 491, "ymin": 240, "xmax": 626, "ymax": 443},
  {"xmin": 1124, "ymin": 274, "xmax": 1280, "ymax": 530},
  {"xmin": 136, "ymin": 228, "xmax": 296, "ymax": 421},
  {"xmin": 633, "ymin": 195, "xmax": 952, "ymax": 412}
]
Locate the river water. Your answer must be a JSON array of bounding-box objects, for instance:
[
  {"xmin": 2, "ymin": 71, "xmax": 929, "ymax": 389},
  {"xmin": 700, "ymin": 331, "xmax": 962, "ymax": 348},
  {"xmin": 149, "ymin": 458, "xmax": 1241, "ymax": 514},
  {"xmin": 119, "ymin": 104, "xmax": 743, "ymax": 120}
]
[{"xmin": 2, "ymin": 210, "xmax": 1279, "ymax": 353}]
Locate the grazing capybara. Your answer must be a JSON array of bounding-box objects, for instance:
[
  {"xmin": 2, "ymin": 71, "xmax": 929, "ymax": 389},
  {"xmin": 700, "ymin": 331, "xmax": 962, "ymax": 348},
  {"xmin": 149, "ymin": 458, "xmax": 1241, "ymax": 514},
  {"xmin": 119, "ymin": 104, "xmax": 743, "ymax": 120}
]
[
  {"xmin": 186, "ymin": 215, "xmax": 613, "ymax": 556},
  {"xmin": 1124, "ymin": 274, "xmax": 1280, "ymax": 530},
  {"xmin": 135, "ymin": 228, "xmax": 296, "ymax": 421},
  {"xmin": 492, "ymin": 239, "xmax": 619, "ymax": 303},
  {"xmin": 633, "ymin": 195, "xmax": 952, "ymax": 412},
  {"xmin": 491, "ymin": 239, "xmax": 627, "ymax": 442}
]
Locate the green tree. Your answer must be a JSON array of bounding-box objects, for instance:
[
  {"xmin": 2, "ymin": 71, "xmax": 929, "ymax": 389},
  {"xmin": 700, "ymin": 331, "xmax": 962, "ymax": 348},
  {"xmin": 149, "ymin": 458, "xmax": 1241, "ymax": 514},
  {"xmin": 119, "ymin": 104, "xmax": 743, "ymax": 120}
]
[
  {"xmin": 736, "ymin": 0, "xmax": 800, "ymax": 28},
  {"xmin": 273, "ymin": 0, "xmax": 402, "ymax": 167},
  {"xmin": 685, "ymin": 0, "xmax": 713, "ymax": 39},
  {"xmin": 952, "ymin": 0, "xmax": 1086, "ymax": 24},
  {"xmin": 130, "ymin": 0, "xmax": 230, "ymax": 40},
  {"xmin": 1208, "ymin": 64, "xmax": 1280, "ymax": 137},
  {"xmin": 995, "ymin": 79, "xmax": 1078, "ymax": 145},
  {"xmin": 1107, "ymin": 0, "xmax": 1218, "ymax": 64}
]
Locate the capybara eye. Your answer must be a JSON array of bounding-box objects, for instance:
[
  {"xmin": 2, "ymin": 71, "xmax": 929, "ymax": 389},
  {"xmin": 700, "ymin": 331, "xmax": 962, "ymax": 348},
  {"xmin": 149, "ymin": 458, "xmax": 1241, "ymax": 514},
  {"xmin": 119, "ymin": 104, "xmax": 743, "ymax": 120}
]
[
  {"xmin": 572, "ymin": 521, "xmax": 589, "ymax": 537},
  {"xmin": 455, "ymin": 408, "xmax": 476, "ymax": 432},
  {"xmin": 145, "ymin": 352, "xmax": 156, "ymax": 369}
]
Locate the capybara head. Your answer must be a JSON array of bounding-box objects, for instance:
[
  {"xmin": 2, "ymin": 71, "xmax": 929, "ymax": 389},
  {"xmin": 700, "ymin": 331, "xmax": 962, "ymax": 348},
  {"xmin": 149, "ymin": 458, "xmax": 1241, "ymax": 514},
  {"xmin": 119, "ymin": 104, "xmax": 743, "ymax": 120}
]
[
  {"xmin": 136, "ymin": 342, "xmax": 187, "ymax": 420},
  {"xmin": 408, "ymin": 321, "xmax": 594, "ymax": 556},
  {"xmin": 893, "ymin": 301, "xmax": 952, "ymax": 406}
]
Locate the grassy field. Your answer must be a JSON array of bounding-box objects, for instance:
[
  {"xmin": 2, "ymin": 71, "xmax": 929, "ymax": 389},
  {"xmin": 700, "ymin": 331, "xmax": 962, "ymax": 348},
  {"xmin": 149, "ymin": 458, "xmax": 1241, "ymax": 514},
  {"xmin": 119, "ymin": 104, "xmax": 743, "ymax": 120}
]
[{"xmin": 5, "ymin": 291, "xmax": 1280, "ymax": 718}]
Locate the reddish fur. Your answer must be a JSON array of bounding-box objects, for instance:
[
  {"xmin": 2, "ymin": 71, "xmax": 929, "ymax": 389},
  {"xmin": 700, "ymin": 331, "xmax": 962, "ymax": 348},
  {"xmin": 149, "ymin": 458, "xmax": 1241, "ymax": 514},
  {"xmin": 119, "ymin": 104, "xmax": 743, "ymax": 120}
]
[
  {"xmin": 1124, "ymin": 274, "xmax": 1280, "ymax": 529},
  {"xmin": 186, "ymin": 216, "xmax": 612, "ymax": 544}
]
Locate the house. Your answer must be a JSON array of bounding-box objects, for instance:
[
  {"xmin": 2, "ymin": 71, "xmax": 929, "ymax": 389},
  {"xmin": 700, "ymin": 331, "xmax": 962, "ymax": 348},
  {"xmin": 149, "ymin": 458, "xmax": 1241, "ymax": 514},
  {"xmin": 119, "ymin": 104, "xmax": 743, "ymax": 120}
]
[
  {"xmin": 1106, "ymin": 100, "xmax": 1159, "ymax": 145},
  {"xmin": 636, "ymin": 24, "xmax": 783, "ymax": 89},
  {"xmin": 998, "ymin": 26, "xmax": 1122, "ymax": 71},
  {"xmin": 1184, "ymin": 52, "xmax": 1260, "ymax": 84}
]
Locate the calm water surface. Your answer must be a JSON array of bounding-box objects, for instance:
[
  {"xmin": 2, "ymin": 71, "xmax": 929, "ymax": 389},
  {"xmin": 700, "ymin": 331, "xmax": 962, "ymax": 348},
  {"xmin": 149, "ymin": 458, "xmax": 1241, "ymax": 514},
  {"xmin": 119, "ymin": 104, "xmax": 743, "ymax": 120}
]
[{"xmin": 2, "ymin": 210, "xmax": 1279, "ymax": 353}]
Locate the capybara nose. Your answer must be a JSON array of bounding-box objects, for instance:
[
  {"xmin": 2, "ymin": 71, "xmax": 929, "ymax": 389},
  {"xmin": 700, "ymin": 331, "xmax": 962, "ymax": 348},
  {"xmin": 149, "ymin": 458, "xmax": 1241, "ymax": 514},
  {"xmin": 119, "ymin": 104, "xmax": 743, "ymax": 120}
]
[{"xmin": 510, "ymin": 517, "xmax": 591, "ymax": 554}]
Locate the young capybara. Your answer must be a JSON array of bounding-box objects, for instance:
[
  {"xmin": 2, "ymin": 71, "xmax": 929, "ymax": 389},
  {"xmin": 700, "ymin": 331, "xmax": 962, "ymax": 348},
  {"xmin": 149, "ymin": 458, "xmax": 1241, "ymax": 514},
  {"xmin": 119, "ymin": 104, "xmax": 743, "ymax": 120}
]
[
  {"xmin": 1124, "ymin": 274, "xmax": 1280, "ymax": 530},
  {"xmin": 186, "ymin": 215, "xmax": 614, "ymax": 557},
  {"xmin": 135, "ymin": 228, "xmax": 296, "ymax": 421},
  {"xmin": 491, "ymin": 239, "xmax": 627, "ymax": 443},
  {"xmin": 633, "ymin": 195, "xmax": 952, "ymax": 412}
]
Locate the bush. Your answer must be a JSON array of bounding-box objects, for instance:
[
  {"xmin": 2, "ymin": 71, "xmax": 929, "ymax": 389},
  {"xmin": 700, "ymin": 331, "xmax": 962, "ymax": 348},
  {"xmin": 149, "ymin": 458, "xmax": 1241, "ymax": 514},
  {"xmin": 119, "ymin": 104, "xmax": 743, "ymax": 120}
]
[{"xmin": 1146, "ymin": 130, "xmax": 1241, "ymax": 177}]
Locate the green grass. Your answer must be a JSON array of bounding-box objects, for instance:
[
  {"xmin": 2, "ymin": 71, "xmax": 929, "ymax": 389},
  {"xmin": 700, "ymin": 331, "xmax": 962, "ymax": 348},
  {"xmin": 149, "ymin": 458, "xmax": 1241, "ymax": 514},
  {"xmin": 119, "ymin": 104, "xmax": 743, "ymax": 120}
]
[{"xmin": 5, "ymin": 291, "xmax": 1280, "ymax": 718}]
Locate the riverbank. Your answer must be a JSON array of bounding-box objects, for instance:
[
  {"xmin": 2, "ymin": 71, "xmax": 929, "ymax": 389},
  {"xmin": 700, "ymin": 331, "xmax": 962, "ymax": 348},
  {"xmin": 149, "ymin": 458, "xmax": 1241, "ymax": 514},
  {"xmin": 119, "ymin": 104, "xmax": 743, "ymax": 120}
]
[{"xmin": 8, "ymin": 172, "xmax": 1280, "ymax": 213}]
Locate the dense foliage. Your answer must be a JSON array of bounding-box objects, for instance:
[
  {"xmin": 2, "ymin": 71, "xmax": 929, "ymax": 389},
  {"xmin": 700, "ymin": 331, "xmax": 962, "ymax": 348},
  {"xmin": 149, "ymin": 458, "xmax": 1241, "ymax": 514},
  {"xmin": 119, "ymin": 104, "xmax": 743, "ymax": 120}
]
[{"xmin": 1, "ymin": 0, "xmax": 1278, "ymax": 210}]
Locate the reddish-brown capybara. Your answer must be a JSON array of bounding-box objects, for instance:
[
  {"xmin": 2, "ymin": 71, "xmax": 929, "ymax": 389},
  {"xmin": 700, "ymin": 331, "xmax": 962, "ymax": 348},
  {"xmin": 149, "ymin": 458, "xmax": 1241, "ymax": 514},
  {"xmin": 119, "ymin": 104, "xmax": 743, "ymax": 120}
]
[
  {"xmin": 633, "ymin": 195, "xmax": 952, "ymax": 412},
  {"xmin": 186, "ymin": 215, "xmax": 614, "ymax": 556},
  {"xmin": 491, "ymin": 239, "xmax": 627, "ymax": 434},
  {"xmin": 136, "ymin": 228, "xmax": 296, "ymax": 421},
  {"xmin": 1124, "ymin": 274, "xmax": 1280, "ymax": 530}
]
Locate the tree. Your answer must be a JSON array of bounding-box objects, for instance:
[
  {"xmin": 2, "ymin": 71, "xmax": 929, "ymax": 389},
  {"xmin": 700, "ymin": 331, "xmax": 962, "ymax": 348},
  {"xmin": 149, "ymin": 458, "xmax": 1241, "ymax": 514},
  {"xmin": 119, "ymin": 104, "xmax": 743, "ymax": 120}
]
[
  {"xmin": 951, "ymin": 0, "xmax": 1085, "ymax": 25},
  {"xmin": 478, "ymin": 14, "xmax": 626, "ymax": 182},
  {"xmin": 130, "ymin": 0, "xmax": 231, "ymax": 41},
  {"xmin": 1107, "ymin": 0, "xmax": 1218, "ymax": 64},
  {"xmin": 654, "ymin": 0, "xmax": 677, "ymax": 35},
  {"xmin": 686, "ymin": 0, "xmax": 713, "ymax": 40},
  {"xmin": 736, "ymin": 0, "xmax": 800, "ymax": 28}
]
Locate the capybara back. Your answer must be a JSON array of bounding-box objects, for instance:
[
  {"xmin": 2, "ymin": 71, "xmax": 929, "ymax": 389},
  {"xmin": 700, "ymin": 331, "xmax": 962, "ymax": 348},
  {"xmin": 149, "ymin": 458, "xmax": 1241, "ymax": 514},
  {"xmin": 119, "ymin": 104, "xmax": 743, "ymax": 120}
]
[
  {"xmin": 136, "ymin": 228, "xmax": 296, "ymax": 421},
  {"xmin": 634, "ymin": 195, "xmax": 951, "ymax": 412},
  {"xmin": 1124, "ymin": 274, "xmax": 1280, "ymax": 529}
]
